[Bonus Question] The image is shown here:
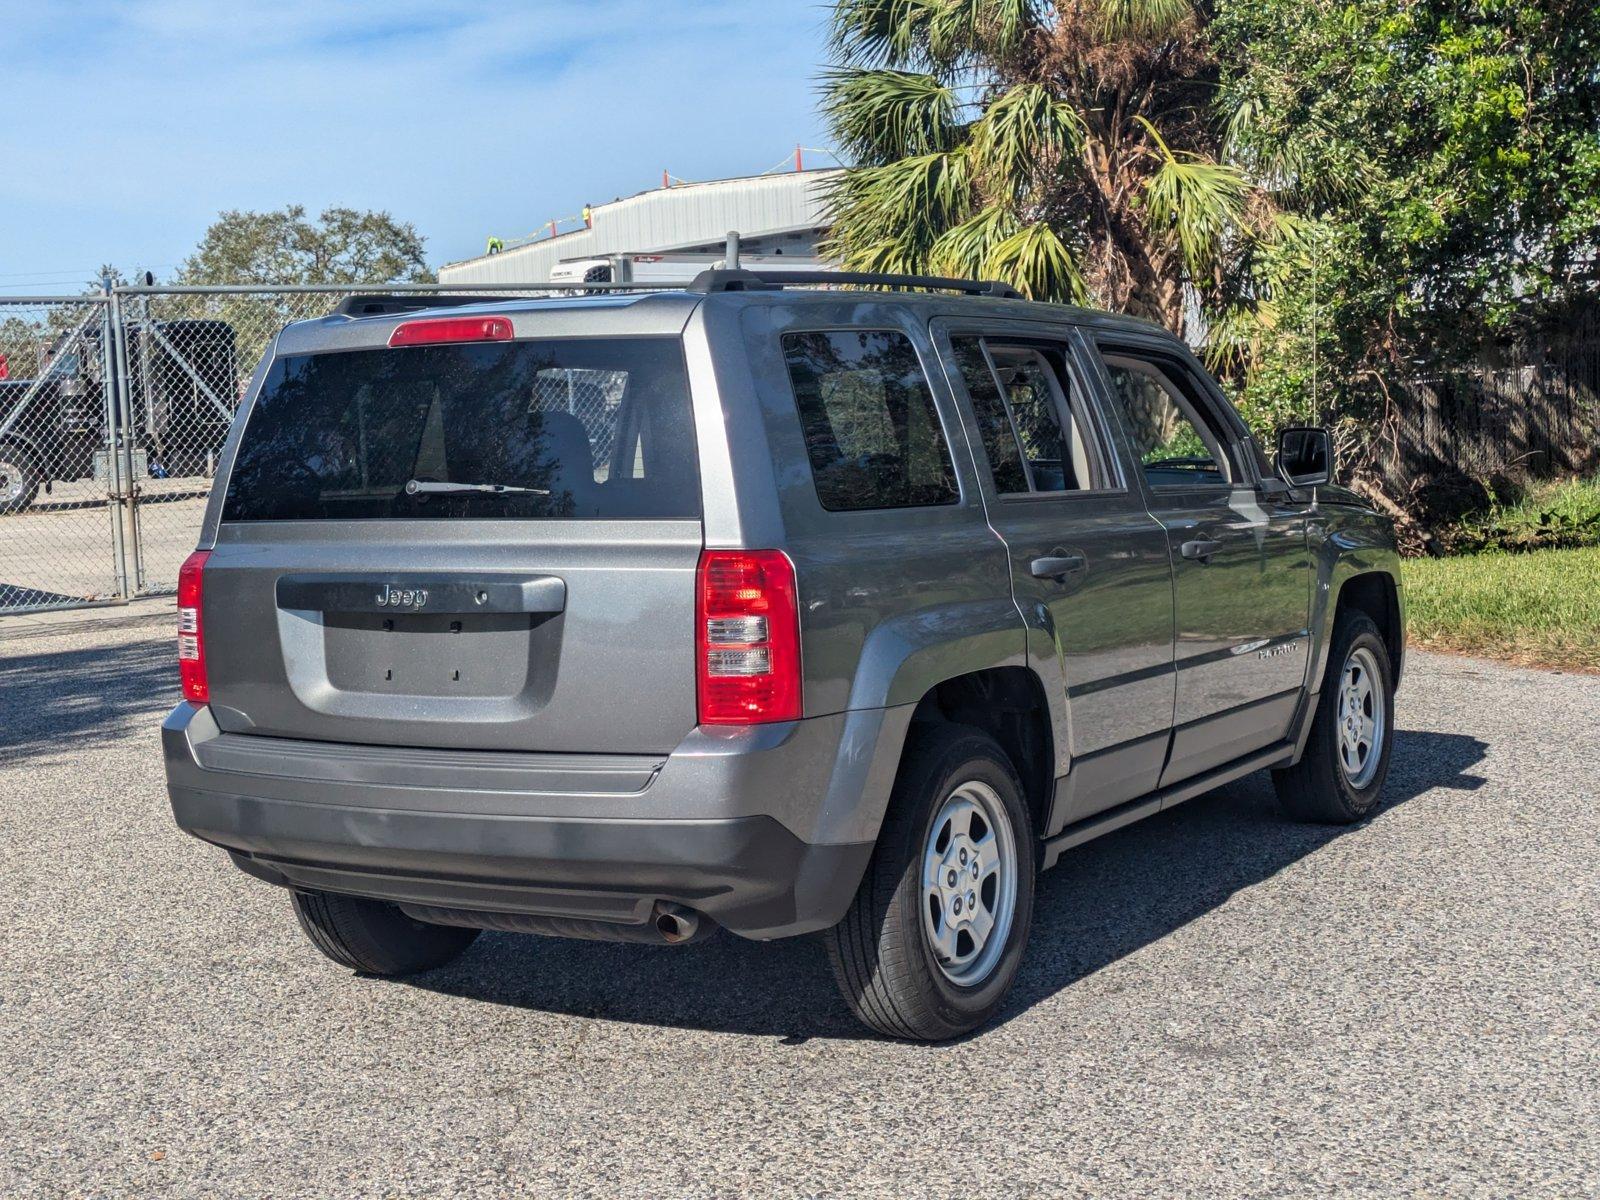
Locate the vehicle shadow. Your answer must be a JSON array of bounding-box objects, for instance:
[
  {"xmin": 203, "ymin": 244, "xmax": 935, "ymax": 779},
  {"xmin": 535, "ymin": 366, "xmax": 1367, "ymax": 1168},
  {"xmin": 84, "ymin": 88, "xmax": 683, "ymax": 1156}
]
[
  {"xmin": 404, "ymin": 727, "xmax": 1490, "ymax": 1041},
  {"xmin": 0, "ymin": 625, "xmax": 175, "ymax": 764}
]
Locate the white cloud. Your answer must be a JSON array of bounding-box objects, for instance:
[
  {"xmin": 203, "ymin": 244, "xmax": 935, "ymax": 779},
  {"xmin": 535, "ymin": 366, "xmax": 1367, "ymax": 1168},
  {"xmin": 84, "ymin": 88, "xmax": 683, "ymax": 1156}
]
[{"xmin": 0, "ymin": 0, "xmax": 832, "ymax": 283}]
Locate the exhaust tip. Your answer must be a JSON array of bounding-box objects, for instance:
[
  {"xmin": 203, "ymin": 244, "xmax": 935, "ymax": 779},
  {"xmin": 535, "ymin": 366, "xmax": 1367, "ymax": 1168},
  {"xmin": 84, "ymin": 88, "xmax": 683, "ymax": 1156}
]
[{"xmin": 653, "ymin": 902, "xmax": 700, "ymax": 944}]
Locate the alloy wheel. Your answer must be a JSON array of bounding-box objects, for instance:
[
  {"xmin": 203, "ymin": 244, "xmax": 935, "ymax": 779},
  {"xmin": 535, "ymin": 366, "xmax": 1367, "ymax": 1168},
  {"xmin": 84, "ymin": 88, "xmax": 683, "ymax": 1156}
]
[
  {"xmin": 0, "ymin": 459, "xmax": 22, "ymax": 506},
  {"xmin": 1336, "ymin": 645, "xmax": 1385, "ymax": 789},
  {"xmin": 921, "ymin": 780, "xmax": 1018, "ymax": 986}
]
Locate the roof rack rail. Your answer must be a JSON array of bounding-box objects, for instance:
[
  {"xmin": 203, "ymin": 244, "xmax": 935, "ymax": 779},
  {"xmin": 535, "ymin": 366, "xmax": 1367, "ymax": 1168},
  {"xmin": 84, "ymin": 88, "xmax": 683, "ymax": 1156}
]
[
  {"xmin": 334, "ymin": 294, "xmax": 520, "ymax": 317},
  {"xmin": 333, "ymin": 284, "xmax": 693, "ymax": 317},
  {"xmin": 687, "ymin": 268, "xmax": 1024, "ymax": 300}
]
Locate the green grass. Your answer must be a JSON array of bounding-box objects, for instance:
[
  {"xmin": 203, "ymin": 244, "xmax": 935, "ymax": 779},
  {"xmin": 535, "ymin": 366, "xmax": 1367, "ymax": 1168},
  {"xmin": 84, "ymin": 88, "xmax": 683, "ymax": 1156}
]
[
  {"xmin": 1403, "ymin": 545, "xmax": 1600, "ymax": 670},
  {"xmin": 1450, "ymin": 474, "xmax": 1600, "ymax": 553}
]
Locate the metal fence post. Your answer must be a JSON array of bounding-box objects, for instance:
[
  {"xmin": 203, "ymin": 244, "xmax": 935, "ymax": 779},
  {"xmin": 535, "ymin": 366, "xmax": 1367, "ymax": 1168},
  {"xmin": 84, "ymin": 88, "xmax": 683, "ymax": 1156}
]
[
  {"xmin": 99, "ymin": 282, "xmax": 131, "ymax": 600},
  {"xmin": 108, "ymin": 287, "xmax": 146, "ymax": 593}
]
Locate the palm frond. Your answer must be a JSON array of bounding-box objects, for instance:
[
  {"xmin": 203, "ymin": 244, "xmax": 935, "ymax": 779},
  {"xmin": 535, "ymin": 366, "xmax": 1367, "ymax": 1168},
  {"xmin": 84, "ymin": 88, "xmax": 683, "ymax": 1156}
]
[
  {"xmin": 829, "ymin": 0, "xmax": 944, "ymax": 68},
  {"xmin": 830, "ymin": 0, "xmax": 1042, "ymax": 70},
  {"xmin": 820, "ymin": 68, "xmax": 959, "ymax": 160},
  {"xmin": 824, "ymin": 150, "xmax": 976, "ymax": 254},
  {"xmin": 1137, "ymin": 116, "xmax": 1252, "ymax": 279},
  {"xmin": 969, "ymin": 82, "xmax": 1085, "ymax": 185},
  {"xmin": 1096, "ymin": 0, "xmax": 1194, "ymax": 38},
  {"xmin": 926, "ymin": 0, "xmax": 1043, "ymax": 60},
  {"xmin": 1219, "ymin": 91, "xmax": 1267, "ymax": 165},
  {"xmin": 1220, "ymin": 87, "xmax": 1376, "ymax": 208},
  {"xmin": 982, "ymin": 222, "xmax": 1087, "ymax": 303},
  {"xmin": 1201, "ymin": 298, "xmax": 1278, "ymax": 375},
  {"xmin": 839, "ymin": 236, "xmax": 931, "ymax": 275},
  {"xmin": 1264, "ymin": 209, "xmax": 1317, "ymax": 257},
  {"xmin": 929, "ymin": 206, "xmax": 1021, "ymax": 277}
]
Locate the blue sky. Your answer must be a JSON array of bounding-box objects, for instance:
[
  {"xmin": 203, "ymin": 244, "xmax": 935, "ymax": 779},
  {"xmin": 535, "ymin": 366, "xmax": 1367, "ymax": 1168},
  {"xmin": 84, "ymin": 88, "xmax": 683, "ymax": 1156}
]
[{"xmin": 0, "ymin": 0, "xmax": 834, "ymax": 291}]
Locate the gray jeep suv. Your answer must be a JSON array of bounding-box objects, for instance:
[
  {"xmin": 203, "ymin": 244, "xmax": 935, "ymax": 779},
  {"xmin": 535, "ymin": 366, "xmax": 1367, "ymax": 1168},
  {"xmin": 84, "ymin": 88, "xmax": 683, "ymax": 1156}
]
[{"xmin": 162, "ymin": 270, "xmax": 1403, "ymax": 1040}]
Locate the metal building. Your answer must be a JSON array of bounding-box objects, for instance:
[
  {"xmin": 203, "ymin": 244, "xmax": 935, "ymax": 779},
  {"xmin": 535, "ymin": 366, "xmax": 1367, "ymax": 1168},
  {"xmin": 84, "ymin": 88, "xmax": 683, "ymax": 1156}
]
[{"xmin": 438, "ymin": 168, "xmax": 843, "ymax": 286}]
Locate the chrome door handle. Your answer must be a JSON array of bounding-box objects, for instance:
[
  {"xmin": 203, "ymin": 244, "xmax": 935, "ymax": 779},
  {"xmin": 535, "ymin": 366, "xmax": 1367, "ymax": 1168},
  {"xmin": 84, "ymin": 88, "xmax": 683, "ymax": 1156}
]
[
  {"xmin": 1030, "ymin": 553, "xmax": 1086, "ymax": 581},
  {"xmin": 1180, "ymin": 539, "xmax": 1222, "ymax": 563}
]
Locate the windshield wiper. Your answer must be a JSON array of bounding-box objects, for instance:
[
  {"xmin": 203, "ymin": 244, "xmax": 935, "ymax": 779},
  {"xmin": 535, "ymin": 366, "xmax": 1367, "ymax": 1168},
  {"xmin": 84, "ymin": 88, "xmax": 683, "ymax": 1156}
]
[{"xmin": 404, "ymin": 479, "xmax": 550, "ymax": 497}]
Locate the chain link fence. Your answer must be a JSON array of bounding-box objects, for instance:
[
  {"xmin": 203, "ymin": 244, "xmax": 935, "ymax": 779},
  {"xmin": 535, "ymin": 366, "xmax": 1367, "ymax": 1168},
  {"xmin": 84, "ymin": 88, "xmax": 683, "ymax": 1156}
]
[
  {"xmin": 0, "ymin": 296, "xmax": 124, "ymax": 611},
  {"xmin": 0, "ymin": 284, "xmax": 552, "ymax": 615}
]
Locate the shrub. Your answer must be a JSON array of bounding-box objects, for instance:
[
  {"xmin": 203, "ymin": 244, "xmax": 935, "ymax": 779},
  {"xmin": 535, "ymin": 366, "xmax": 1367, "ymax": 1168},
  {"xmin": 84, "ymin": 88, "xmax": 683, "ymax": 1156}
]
[{"xmin": 1447, "ymin": 476, "xmax": 1600, "ymax": 554}]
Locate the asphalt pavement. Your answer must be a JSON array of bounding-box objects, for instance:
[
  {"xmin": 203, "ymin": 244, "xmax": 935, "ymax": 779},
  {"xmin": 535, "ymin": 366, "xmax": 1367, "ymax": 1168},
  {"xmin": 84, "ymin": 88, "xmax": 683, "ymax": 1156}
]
[
  {"xmin": 0, "ymin": 478, "xmax": 206, "ymax": 610},
  {"xmin": 1, "ymin": 609, "xmax": 1595, "ymax": 1198}
]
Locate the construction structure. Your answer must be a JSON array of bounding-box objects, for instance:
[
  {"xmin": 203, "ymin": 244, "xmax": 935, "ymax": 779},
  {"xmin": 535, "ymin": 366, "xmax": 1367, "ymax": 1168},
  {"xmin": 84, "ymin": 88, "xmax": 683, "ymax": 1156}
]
[{"xmin": 438, "ymin": 166, "xmax": 844, "ymax": 287}]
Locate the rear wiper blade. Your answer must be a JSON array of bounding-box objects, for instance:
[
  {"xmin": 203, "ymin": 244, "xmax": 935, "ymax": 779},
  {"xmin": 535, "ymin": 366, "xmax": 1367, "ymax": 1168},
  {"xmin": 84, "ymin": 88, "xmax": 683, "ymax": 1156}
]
[{"xmin": 404, "ymin": 479, "xmax": 550, "ymax": 497}]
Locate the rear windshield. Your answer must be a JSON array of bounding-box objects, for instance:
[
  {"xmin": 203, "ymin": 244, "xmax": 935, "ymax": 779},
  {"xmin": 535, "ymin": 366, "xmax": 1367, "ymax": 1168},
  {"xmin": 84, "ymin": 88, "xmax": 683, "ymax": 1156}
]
[{"xmin": 222, "ymin": 337, "xmax": 700, "ymax": 521}]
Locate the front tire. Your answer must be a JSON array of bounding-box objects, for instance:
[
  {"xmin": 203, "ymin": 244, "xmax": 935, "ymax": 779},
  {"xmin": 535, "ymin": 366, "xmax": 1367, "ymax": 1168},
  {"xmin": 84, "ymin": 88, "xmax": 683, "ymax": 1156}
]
[
  {"xmin": 1273, "ymin": 611, "xmax": 1396, "ymax": 824},
  {"xmin": 0, "ymin": 442, "xmax": 41, "ymax": 514},
  {"xmin": 824, "ymin": 726, "xmax": 1037, "ymax": 1041},
  {"xmin": 291, "ymin": 890, "xmax": 479, "ymax": 975}
]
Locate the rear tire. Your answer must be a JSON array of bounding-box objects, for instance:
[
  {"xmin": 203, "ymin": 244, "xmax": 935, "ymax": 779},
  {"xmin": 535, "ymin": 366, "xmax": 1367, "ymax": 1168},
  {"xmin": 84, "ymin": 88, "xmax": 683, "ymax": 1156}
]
[
  {"xmin": 0, "ymin": 442, "xmax": 41, "ymax": 514},
  {"xmin": 1273, "ymin": 610, "xmax": 1395, "ymax": 824},
  {"xmin": 824, "ymin": 725, "xmax": 1036, "ymax": 1041},
  {"xmin": 291, "ymin": 890, "xmax": 479, "ymax": 975}
]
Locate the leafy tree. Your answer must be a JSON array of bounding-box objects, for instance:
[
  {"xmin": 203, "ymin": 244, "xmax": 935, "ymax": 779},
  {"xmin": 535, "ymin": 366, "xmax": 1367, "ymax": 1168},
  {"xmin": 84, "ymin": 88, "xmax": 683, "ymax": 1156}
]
[
  {"xmin": 1218, "ymin": 0, "xmax": 1599, "ymax": 358},
  {"xmin": 175, "ymin": 206, "xmax": 433, "ymax": 286},
  {"xmin": 817, "ymin": 0, "xmax": 1289, "ymax": 336},
  {"xmin": 0, "ymin": 270, "xmax": 124, "ymax": 382},
  {"xmin": 1214, "ymin": 0, "xmax": 1600, "ymax": 530},
  {"xmin": 0, "ymin": 316, "xmax": 44, "ymax": 379},
  {"xmin": 161, "ymin": 207, "xmax": 434, "ymax": 383}
]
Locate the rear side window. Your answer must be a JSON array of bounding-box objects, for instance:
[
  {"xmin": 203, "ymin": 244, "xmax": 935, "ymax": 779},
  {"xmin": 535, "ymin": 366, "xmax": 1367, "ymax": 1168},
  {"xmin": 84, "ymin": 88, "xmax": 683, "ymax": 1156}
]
[
  {"xmin": 222, "ymin": 337, "xmax": 700, "ymax": 521},
  {"xmin": 781, "ymin": 330, "xmax": 958, "ymax": 511},
  {"xmin": 952, "ymin": 338, "xmax": 1103, "ymax": 493},
  {"xmin": 950, "ymin": 338, "xmax": 1029, "ymax": 494},
  {"xmin": 990, "ymin": 348, "xmax": 1080, "ymax": 491}
]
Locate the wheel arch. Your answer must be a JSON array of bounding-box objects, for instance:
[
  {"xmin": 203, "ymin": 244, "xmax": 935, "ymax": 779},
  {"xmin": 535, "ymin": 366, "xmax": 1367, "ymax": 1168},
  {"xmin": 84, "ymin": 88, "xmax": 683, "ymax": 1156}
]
[
  {"xmin": 906, "ymin": 666, "xmax": 1056, "ymax": 840},
  {"xmin": 1333, "ymin": 570, "xmax": 1404, "ymax": 685}
]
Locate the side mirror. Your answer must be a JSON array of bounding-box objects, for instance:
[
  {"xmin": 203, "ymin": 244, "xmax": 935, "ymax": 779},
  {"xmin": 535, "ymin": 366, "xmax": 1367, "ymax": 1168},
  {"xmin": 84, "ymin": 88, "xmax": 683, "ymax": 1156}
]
[{"xmin": 1276, "ymin": 426, "xmax": 1333, "ymax": 488}]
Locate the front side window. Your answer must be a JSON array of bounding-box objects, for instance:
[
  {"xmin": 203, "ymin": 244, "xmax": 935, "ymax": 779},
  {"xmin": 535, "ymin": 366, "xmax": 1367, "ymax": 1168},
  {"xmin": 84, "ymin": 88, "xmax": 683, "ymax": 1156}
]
[
  {"xmin": 782, "ymin": 329, "xmax": 959, "ymax": 511},
  {"xmin": 1097, "ymin": 352, "xmax": 1229, "ymax": 488}
]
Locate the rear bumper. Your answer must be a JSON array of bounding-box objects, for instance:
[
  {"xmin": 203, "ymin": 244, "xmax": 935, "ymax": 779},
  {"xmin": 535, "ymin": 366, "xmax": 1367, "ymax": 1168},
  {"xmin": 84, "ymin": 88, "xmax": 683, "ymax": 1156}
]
[{"xmin": 162, "ymin": 702, "xmax": 905, "ymax": 940}]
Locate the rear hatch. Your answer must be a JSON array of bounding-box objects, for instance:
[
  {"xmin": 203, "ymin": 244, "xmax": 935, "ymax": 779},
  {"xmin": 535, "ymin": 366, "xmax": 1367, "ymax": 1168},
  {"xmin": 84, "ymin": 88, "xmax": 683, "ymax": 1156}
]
[{"xmin": 201, "ymin": 310, "xmax": 704, "ymax": 754}]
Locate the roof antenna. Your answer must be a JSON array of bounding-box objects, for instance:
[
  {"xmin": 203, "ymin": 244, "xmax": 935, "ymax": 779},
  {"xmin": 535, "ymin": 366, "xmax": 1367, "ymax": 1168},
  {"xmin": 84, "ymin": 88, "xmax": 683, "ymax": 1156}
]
[{"xmin": 725, "ymin": 230, "xmax": 742, "ymax": 271}]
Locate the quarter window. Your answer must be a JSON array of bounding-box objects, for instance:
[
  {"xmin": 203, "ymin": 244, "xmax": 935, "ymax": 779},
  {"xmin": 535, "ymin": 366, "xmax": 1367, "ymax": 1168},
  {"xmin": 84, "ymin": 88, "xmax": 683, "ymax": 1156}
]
[{"xmin": 782, "ymin": 330, "xmax": 959, "ymax": 511}]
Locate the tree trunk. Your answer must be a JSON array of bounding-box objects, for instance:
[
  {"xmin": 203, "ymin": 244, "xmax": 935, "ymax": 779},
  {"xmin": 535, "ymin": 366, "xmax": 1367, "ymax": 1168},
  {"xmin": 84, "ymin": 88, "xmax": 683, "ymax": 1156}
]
[{"xmin": 1083, "ymin": 141, "xmax": 1188, "ymax": 337}]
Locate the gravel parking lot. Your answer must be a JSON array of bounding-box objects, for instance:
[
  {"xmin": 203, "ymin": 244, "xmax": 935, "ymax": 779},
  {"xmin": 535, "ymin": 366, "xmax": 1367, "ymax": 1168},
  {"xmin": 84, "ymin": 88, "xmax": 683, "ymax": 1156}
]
[{"xmin": 1, "ymin": 609, "xmax": 1596, "ymax": 1198}]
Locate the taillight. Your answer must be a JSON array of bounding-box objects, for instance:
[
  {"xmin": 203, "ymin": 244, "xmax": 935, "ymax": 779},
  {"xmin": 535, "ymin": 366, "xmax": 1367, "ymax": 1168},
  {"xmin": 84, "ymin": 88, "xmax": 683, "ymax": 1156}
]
[
  {"xmin": 177, "ymin": 550, "xmax": 210, "ymax": 703},
  {"xmin": 387, "ymin": 315, "xmax": 513, "ymax": 347},
  {"xmin": 696, "ymin": 550, "xmax": 801, "ymax": 725}
]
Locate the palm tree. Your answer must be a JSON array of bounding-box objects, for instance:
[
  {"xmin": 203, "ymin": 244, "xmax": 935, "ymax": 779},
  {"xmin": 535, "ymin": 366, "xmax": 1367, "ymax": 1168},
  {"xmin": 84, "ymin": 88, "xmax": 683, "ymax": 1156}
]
[{"xmin": 820, "ymin": 0, "xmax": 1285, "ymax": 344}]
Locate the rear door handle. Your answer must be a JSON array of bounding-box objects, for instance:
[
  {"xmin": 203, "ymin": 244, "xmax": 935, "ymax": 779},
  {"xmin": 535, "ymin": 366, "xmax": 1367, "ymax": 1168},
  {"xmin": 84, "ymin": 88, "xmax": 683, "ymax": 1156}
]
[
  {"xmin": 1180, "ymin": 539, "xmax": 1223, "ymax": 563},
  {"xmin": 1030, "ymin": 553, "xmax": 1086, "ymax": 581}
]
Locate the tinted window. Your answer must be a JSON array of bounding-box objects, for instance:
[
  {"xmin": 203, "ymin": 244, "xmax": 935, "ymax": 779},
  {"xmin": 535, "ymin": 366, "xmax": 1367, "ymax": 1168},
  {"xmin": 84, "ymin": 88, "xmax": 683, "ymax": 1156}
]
[
  {"xmin": 950, "ymin": 338, "xmax": 1029, "ymax": 494},
  {"xmin": 222, "ymin": 337, "xmax": 699, "ymax": 521},
  {"xmin": 989, "ymin": 348, "xmax": 1084, "ymax": 491},
  {"xmin": 1098, "ymin": 353, "xmax": 1228, "ymax": 487},
  {"xmin": 782, "ymin": 330, "xmax": 958, "ymax": 511}
]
